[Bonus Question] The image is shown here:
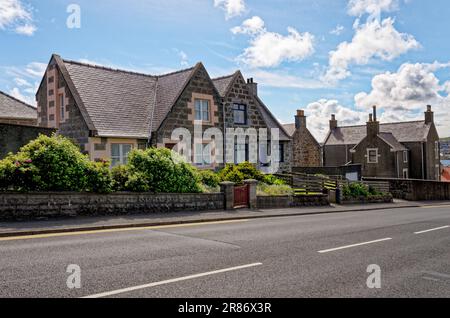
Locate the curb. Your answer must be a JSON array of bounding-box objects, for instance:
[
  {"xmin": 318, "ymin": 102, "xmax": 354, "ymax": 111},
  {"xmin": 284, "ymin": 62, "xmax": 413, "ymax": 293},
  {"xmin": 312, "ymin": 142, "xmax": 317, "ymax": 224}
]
[{"xmin": 0, "ymin": 204, "xmax": 421, "ymax": 239}]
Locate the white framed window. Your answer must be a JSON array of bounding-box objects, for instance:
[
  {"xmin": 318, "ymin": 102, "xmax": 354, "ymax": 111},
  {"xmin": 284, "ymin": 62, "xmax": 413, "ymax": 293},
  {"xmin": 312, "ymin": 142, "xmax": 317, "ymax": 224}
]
[
  {"xmin": 403, "ymin": 168, "xmax": 409, "ymax": 179},
  {"xmin": 195, "ymin": 99, "xmax": 210, "ymax": 122},
  {"xmin": 194, "ymin": 143, "xmax": 212, "ymax": 166},
  {"xmin": 367, "ymin": 148, "xmax": 379, "ymax": 164},
  {"xmin": 111, "ymin": 144, "xmax": 133, "ymax": 167},
  {"xmin": 234, "ymin": 143, "xmax": 249, "ymax": 164},
  {"xmin": 403, "ymin": 150, "xmax": 408, "ymax": 163},
  {"xmin": 59, "ymin": 94, "xmax": 65, "ymax": 121}
]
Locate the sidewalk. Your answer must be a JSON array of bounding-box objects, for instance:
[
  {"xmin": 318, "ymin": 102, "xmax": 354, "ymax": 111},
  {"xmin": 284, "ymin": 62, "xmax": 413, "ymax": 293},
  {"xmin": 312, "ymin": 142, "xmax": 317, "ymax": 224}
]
[{"xmin": 0, "ymin": 200, "xmax": 433, "ymax": 237}]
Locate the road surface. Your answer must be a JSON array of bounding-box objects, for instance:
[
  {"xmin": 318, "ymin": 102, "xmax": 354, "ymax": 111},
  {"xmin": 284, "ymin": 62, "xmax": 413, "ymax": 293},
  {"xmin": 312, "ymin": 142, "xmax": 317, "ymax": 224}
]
[{"xmin": 0, "ymin": 205, "xmax": 449, "ymax": 298}]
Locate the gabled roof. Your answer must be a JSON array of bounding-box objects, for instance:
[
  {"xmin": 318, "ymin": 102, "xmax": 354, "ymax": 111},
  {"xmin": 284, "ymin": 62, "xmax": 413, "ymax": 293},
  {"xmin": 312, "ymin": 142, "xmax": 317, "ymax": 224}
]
[
  {"xmin": 212, "ymin": 72, "xmax": 291, "ymax": 141},
  {"xmin": 55, "ymin": 56, "xmax": 199, "ymax": 138},
  {"xmin": 325, "ymin": 121, "xmax": 432, "ymax": 146},
  {"xmin": 0, "ymin": 90, "xmax": 37, "ymax": 120},
  {"xmin": 282, "ymin": 124, "xmax": 296, "ymax": 137},
  {"xmin": 378, "ymin": 132, "xmax": 407, "ymax": 152}
]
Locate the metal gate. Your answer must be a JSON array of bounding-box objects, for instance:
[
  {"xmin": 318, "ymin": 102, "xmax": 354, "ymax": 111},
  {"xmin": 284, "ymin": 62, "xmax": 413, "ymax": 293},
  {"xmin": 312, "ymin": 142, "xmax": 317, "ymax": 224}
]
[{"xmin": 234, "ymin": 184, "xmax": 249, "ymax": 208}]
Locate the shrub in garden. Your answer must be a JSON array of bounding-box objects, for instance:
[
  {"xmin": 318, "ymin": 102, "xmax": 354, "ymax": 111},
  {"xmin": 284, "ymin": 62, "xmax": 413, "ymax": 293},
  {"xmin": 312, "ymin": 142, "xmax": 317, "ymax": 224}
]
[
  {"xmin": 257, "ymin": 183, "xmax": 293, "ymax": 196},
  {"xmin": 343, "ymin": 183, "xmax": 369, "ymax": 198},
  {"xmin": 0, "ymin": 134, "xmax": 94, "ymax": 191},
  {"xmin": 198, "ymin": 169, "xmax": 220, "ymax": 188},
  {"xmin": 126, "ymin": 148, "xmax": 202, "ymax": 193},
  {"xmin": 262, "ymin": 174, "xmax": 285, "ymax": 186},
  {"xmin": 111, "ymin": 165, "xmax": 130, "ymax": 191},
  {"xmin": 218, "ymin": 164, "xmax": 245, "ymax": 185},
  {"xmin": 85, "ymin": 160, "xmax": 113, "ymax": 193}
]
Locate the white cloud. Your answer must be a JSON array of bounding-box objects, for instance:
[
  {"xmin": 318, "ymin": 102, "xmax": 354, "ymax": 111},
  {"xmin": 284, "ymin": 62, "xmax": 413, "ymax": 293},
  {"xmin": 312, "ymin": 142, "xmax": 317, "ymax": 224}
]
[
  {"xmin": 178, "ymin": 50, "xmax": 189, "ymax": 67},
  {"xmin": 355, "ymin": 61, "xmax": 450, "ymax": 136},
  {"xmin": 248, "ymin": 69, "xmax": 329, "ymax": 89},
  {"xmin": 214, "ymin": 0, "xmax": 246, "ymax": 19},
  {"xmin": 13, "ymin": 77, "xmax": 31, "ymax": 87},
  {"xmin": 233, "ymin": 16, "xmax": 315, "ymax": 68},
  {"xmin": 0, "ymin": 0, "xmax": 36, "ymax": 35},
  {"xmin": 330, "ymin": 24, "xmax": 345, "ymax": 36},
  {"xmin": 9, "ymin": 87, "xmax": 36, "ymax": 106},
  {"xmin": 231, "ymin": 16, "xmax": 265, "ymax": 35},
  {"xmin": 324, "ymin": 18, "xmax": 420, "ymax": 82},
  {"xmin": 304, "ymin": 99, "xmax": 367, "ymax": 142},
  {"xmin": 348, "ymin": 0, "xmax": 400, "ymax": 17}
]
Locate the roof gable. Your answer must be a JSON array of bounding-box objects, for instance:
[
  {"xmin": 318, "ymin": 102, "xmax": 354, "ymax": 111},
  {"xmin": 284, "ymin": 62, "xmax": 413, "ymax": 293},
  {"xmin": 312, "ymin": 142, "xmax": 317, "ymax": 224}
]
[
  {"xmin": 0, "ymin": 90, "xmax": 37, "ymax": 120},
  {"xmin": 212, "ymin": 72, "xmax": 239, "ymax": 97},
  {"xmin": 325, "ymin": 121, "xmax": 432, "ymax": 146}
]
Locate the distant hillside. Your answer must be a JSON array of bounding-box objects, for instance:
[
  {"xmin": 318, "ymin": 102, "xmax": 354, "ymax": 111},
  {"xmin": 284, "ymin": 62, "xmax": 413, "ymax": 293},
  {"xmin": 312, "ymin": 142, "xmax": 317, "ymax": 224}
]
[{"xmin": 441, "ymin": 137, "xmax": 450, "ymax": 141}]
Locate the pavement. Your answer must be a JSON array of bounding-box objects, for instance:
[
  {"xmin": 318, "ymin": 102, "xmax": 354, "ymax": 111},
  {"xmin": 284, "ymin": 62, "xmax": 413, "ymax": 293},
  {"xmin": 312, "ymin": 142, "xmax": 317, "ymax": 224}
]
[
  {"xmin": 0, "ymin": 199, "xmax": 428, "ymax": 237},
  {"xmin": 0, "ymin": 202, "xmax": 449, "ymax": 298}
]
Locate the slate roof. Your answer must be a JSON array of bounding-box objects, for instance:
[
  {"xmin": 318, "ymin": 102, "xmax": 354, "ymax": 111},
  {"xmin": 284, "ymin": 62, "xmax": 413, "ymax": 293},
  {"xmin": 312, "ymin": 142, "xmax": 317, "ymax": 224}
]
[
  {"xmin": 212, "ymin": 74, "xmax": 291, "ymax": 141},
  {"xmin": 282, "ymin": 124, "xmax": 296, "ymax": 137},
  {"xmin": 325, "ymin": 121, "xmax": 432, "ymax": 146},
  {"xmin": 62, "ymin": 59, "xmax": 197, "ymax": 138},
  {"xmin": 0, "ymin": 91, "xmax": 37, "ymax": 120},
  {"xmin": 378, "ymin": 132, "xmax": 408, "ymax": 151}
]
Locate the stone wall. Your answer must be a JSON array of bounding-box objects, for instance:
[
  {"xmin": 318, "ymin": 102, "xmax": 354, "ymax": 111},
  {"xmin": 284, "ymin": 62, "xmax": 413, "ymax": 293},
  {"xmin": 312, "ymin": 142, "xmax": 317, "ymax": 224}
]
[
  {"xmin": 257, "ymin": 194, "xmax": 329, "ymax": 209},
  {"xmin": 363, "ymin": 177, "xmax": 450, "ymax": 201},
  {"xmin": 0, "ymin": 123, "xmax": 55, "ymax": 158},
  {"xmin": 0, "ymin": 118, "xmax": 37, "ymax": 126},
  {"xmin": 0, "ymin": 192, "xmax": 224, "ymax": 221}
]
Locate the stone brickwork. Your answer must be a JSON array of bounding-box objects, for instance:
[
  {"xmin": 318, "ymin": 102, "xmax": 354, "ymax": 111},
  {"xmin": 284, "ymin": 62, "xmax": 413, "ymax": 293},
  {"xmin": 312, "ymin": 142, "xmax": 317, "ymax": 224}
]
[
  {"xmin": 291, "ymin": 111, "xmax": 321, "ymax": 168},
  {"xmin": 363, "ymin": 177, "xmax": 450, "ymax": 201},
  {"xmin": 257, "ymin": 194, "xmax": 329, "ymax": 209},
  {"xmin": 0, "ymin": 118, "xmax": 37, "ymax": 126},
  {"xmin": 37, "ymin": 62, "xmax": 91, "ymax": 154},
  {"xmin": 153, "ymin": 65, "xmax": 224, "ymax": 167},
  {"xmin": 0, "ymin": 192, "xmax": 224, "ymax": 221},
  {"xmin": 0, "ymin": 123, "xmax": 55, "ymax": 158}
]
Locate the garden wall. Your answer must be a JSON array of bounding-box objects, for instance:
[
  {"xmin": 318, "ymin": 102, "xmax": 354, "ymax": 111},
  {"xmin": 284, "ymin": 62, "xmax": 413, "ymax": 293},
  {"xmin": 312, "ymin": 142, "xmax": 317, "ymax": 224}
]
[
  {"xmin": 0, "ymin": 192, "xmax": 224, "ymax": 221},
  {"xmin": 363, "ymin": 177, "xmax": 450, "ymax": 201},
  {"xmin": 257, "ymin": 194, "xmax": 329, "ymax": 209}
]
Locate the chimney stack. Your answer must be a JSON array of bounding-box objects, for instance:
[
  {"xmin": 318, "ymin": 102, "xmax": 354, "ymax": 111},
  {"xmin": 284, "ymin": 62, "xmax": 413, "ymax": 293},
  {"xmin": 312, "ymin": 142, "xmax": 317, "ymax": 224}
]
[
  {"xmin": 247, "ymin": 78, "xmax": 258, "ymax": 96},
  {"xmin": 295, "ymin": 109, "xmax": 306, "ymax": 130},
  {"xmin": 367, "ymin": 106, "xmax": 380, "ymax": 137},
  {"xmin": 425, "ymin": 105, "xmax": 434, "ymax": 124},
  {"xmin": 330, "ymin": 114, "xmax": 337, "ymax": 130}
]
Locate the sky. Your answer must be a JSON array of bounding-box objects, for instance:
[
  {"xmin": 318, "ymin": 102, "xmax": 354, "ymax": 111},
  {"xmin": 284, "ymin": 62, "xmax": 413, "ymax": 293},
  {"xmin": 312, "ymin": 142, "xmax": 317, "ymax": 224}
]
[{"xmin": 1, "ymin": 0, "xmax": 450, "ymax": 141}]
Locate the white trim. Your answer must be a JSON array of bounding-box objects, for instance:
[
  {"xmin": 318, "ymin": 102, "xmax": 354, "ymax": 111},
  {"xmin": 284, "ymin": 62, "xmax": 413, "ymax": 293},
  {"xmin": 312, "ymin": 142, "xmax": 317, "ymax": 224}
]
[
  {"xmin": 403, "ymin": 150, "xmax": 408, "ymax": 163},
  {"xmin": 403, "ymin": 168, "xmax": 409, "ymax": 179},
  {"xmin": 366, "ymin": 148, "xmax": 379, "ymax": 164}
]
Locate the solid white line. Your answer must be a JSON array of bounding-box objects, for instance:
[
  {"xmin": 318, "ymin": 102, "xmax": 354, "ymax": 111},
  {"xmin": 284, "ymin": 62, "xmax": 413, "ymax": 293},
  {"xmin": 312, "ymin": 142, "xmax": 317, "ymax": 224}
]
[
  {"xmin": 82, "ymin": 263, "xmax": 263, "ymax": 298},
  {"xmin": 414, "ymin": 225, "xmax": 449, "ymax": 235},
  {"xmin": 318, "ymin": 238, "xmax": 393, "ymax": 254}
]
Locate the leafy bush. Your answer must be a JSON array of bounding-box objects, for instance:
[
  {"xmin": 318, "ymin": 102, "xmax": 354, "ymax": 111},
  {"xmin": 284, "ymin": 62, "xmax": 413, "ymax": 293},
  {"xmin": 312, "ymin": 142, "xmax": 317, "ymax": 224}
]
[
  {"xmin": 0, "ymin": 135, "xmax": 96, "ymax": 192},
  {"xmin": 218, "ymin": 164, "xmax": 245, "ymax": 184},
  {"xmin": 85, "ymin": 160, "xmax": 112, "ymax": 193},
  {"xmin": 257, "ymin": 183, "xmax": 293, "ymax": 196},
  {"xmin": 126, "ymin": 148, "xmax": 201, "ymax": 193},
  {"xmin": 343, "ymin": 183, "xmax": 370, "ymax": 198},
  {"xmin": 262, "ymin": 174, "xmax": 285, "ymax": 186},
  {"xmin": 198, "ymin": 169, "xmax": 220, "ymax": 188},
  {"xmin": 111, "ymin": 165, "xmax": 130, "ymax": 191},
  {"xmin": 368, "ymin": 185, "xmax": 382, "ymax": 196}
]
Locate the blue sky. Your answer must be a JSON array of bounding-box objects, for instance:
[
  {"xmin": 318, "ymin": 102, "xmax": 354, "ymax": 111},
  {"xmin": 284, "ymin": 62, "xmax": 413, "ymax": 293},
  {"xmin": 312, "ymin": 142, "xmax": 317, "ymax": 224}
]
[{"xmin": 1, "ymin": 0, "xmax": 449, "ymax": 140}]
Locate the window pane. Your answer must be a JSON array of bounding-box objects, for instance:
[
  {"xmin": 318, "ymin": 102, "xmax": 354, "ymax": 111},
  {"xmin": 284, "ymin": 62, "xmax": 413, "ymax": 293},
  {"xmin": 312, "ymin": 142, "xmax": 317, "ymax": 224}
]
[
  {"xmin": 195, "ymin": 100, "xmax": 202, "ymax": 120},
  {"xmin": 111, "ymin": 144, "xmax": 120, "ymax": 157}
]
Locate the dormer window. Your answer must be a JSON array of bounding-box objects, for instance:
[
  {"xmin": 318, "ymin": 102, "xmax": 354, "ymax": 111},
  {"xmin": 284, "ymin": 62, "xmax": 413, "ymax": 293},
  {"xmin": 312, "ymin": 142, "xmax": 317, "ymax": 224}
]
[{"xmin": 195, "ymin": 99, "xmax": 210, "ymax": 122}]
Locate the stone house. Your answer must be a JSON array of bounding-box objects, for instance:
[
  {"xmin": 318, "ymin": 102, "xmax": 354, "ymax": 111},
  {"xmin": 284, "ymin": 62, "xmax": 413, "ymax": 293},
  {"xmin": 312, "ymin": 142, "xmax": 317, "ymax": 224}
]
[
  {"xmin": 323, "ymin": 105, "xmax": 441, "ymax": 180},
  {"xmin": 283, "ymin": 110, "xmax": 321, "ymax": 167},
  {"xmin": 0, "ymin": 91, "xmax": 37, "ymax": 126},
  {"xmin": 35, "ymin": 54, "xmax": 291, "ymax": 171}
]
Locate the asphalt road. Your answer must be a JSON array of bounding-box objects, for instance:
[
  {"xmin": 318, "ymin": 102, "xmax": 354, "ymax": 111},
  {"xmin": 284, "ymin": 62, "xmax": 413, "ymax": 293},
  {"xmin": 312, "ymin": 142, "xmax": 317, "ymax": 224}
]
[{"xmin": 0, "ymin": 205, "xmax": 449, "ymax": 298}]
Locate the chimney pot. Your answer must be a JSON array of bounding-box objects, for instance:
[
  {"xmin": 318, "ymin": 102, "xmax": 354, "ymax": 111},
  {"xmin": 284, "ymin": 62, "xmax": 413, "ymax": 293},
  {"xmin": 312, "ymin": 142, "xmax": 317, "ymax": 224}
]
[
  {"xmin": 427, "ymin": 105, "xmax": 432, "ymax": 112},
  {"xmin": 297, "ymin": 110, "xmax": 305, "ymax": 117},
  {"xmin": 369, "ymin": 114, "xmax": 373, "ymax": 122},
  {"xmin": 372, "ymin": 105, "xmax": 377, "ymax": 122}
]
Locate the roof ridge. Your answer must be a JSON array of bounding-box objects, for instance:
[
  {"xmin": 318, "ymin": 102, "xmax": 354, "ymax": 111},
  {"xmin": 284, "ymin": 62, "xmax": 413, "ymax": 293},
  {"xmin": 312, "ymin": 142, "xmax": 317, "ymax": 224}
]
[
  {"xmin": 212, "ymin": 72, "xmax": 239, "ymax": 81},
  {"xmin": 62, "ymin": 59, "xmax": 158, "ymax": 78},
  {"xmin": 336, "ymin": 120, "xmax": 425, "ymax": 129},
  {"xmin": 0, "ymin": 90, "xmax": 36, "ymax": 109},
  {"xmin": 157, "ymin": 65, "xmax": 197, "ymax": 78}
]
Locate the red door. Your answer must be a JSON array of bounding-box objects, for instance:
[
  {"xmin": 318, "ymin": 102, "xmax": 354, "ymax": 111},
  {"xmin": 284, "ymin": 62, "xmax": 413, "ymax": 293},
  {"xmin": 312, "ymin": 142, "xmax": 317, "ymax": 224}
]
[{"xmin": 234, "ymin": 184, "xmax": 249, "ymax": 208}]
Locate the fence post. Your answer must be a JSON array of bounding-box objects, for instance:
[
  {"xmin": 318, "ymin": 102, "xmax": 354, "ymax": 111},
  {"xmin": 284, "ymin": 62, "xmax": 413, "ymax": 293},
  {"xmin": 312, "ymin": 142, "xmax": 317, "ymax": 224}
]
[
  {"xmin": 244, "ymin": 179, "xmax": 258, "ymax": 210},
  {"xmin": 220, "ymin": 181, "xmax": 235, "ymax": 210}
]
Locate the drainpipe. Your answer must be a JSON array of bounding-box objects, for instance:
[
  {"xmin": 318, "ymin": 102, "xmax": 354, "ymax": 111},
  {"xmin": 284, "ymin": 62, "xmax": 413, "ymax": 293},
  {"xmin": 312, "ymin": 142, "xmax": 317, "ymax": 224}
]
[
  {"xmin": 421, "ymin": 142, "xmax": 425, "ymax": 180},
  {"xmin": 396, "ymin": 152, "xmax": 399, "ymax": 178},
  {"xmin": 222, "ymin": 98, "xmax": 227, "ymax": 166}
]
